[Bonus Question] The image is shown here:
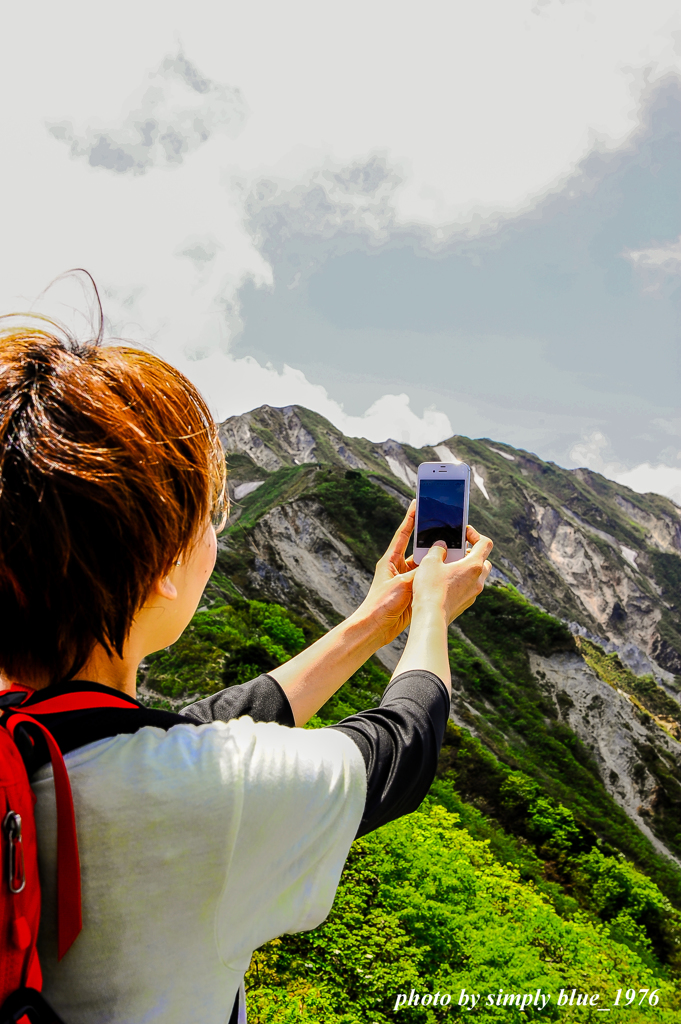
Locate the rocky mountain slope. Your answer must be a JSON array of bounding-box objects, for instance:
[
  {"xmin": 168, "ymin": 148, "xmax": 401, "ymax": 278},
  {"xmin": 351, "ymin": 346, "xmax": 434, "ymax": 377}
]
[
  {"xmin": 220, "ymin": 404, "xmax": 681, "ymax": 678},
  {"xmin": 212, "ymin": 404, "xmax": 681, "ymax": 870}
]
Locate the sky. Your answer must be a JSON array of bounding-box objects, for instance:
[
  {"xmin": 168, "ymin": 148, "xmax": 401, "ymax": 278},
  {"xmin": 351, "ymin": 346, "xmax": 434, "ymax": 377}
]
[{"xmin": 1, "ymin": 0, "xmax": 679, "ymax": 500}]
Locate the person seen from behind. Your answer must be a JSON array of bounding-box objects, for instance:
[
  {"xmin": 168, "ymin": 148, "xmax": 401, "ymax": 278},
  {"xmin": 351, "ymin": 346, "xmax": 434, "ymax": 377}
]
[{"xmin": 0, "ymin": 308, "xmax": 493, "ymax": 1024}]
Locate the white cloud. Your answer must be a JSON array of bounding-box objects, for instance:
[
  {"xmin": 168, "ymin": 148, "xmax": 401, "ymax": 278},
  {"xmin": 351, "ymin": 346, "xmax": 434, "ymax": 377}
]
[
  {"xmin": 626, "ymin": 237, "xmax": 681, "ymax": 272},
  {"xmin": 615, "ymin": 463, "xmax": 681, "ymax": 505},
  {"xmin": 11, "ymin": 270, "xmax": 453, "ymax": 447},
  {"xmin": 1, "ymin": 0, "xmax": 680, "ymax": 450},
  {"xmin": 246, "ymin": 156, "xmax": 402, "ymax": 259},
  {"xmin": 174, "ymin": 349, "xmax": 452, "ymax": 446},
  {"xmin": 570, "ymin": 431, "xmax": 681, "ymax": 505},
  {"xmin": 48, "ymin": 51, "xmax": 246, "ymax": 175},
  {"xmin": 569, "ymin": 430, "xmax": 620, "ymax": 472}
]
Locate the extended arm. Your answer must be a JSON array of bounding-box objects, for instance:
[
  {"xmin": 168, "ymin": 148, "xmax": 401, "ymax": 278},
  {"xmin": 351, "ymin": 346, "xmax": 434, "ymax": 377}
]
[
  {"xmin": 272, "ymin": 524, "xmax": 492, "ymax": 725},
  {"xmin": 184, "ymin": 531, "xmax": 492, "ymax": 837},
  {"xmin": 267, "ymin": 612, "xmax": 392, "ymax": 726},
  {"xmin": 328, "ymin": 532, "xmax": 493, "ymax": 834},
  {"xmin": 267, "ymin": 503, "xmax": 419, "ymax": 725},
  {"xmin": 330, "ymin": 668, "xmax": 449, "ymax": 836},
  {"xmin": 185, "ymin": 521, "xmax": 492, "ymax": 729}
]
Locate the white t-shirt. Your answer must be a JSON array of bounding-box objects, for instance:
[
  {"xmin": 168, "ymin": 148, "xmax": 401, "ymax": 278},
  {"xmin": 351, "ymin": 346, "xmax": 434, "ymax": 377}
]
[{"xmin": 32, "ymin": 717, "xmax": 367, "ymax": 1024}]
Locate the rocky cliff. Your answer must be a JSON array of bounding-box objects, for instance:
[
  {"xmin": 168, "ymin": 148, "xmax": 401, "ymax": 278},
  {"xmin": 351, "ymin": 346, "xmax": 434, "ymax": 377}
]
[{"xmin": 221, "ymin": 405, "xmax": 681, "ymax": 674}]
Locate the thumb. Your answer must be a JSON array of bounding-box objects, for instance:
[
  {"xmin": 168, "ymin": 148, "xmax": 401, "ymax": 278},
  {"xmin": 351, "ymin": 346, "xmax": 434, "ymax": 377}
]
[{"xmin": 422, "ymin": 541, "xmax": 447, "ymax": 563}]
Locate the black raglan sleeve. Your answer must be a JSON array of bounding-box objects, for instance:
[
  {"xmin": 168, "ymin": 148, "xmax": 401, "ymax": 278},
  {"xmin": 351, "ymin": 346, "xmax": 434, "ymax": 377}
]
[
  {"xmin": 328, "ymin": 670, "xmax": 450, "ymax": 837},
  {"xmin": 179, "ymin": 674, "xmax": 295, "ymax": 728},
  {"xmin": 180, "ymin": 668, "xmax": 450, "ymax": 839}
]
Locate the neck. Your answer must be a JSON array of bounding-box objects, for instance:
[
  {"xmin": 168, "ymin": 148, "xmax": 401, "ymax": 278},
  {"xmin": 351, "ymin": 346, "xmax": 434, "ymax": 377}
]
[
  {"xmin": 75, "ymin": 644, "xmax": 140, "ymax": 698},
  {"xmin": 2, "ymin": 651, "xmax": 138, "ymax": 696}
]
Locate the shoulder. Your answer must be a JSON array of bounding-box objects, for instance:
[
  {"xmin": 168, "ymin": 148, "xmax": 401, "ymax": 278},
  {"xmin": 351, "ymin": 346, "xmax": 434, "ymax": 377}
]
[{"xmin": 39, "ymin": 718, "xmax": 365, "ymax": 798}]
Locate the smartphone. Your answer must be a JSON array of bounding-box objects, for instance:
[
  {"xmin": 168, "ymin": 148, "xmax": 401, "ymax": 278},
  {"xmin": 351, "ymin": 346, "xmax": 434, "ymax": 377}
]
[{"xmin": 413, "ymin": 461, "xmax": 471, "ymax": 564}]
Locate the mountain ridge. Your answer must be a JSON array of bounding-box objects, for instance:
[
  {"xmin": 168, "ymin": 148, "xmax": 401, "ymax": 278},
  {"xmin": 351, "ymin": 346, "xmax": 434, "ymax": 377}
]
[{"xmin": 219, "ymin": 403, "xmax": 681, "ymax": 688}]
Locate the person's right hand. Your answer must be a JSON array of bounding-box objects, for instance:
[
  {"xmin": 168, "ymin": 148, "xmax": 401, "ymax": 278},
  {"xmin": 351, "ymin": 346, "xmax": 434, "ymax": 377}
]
[{"xmin": 411, "ymin": 525, "xmax": 493, "ymax": 624}]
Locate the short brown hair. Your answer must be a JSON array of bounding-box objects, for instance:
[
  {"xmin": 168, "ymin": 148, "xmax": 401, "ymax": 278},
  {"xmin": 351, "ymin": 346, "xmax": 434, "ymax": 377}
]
[{"xmin": 0, "ymin": 324, "xmax": 226, "ymax": 685}]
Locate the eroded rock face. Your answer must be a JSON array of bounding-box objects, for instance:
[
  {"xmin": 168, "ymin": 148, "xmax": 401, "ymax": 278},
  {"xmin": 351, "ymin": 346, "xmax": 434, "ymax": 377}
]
[
  {"xmin": 245, "ymin": 498, "xmax": 405, "ymax": 671},
  {"xmin": 530, "ymin": 650, "xmax": 681, "ymax": 866},
  {"xmin": 652, "ymin": 637, "xmax": 681, "ymax": 677},
  {"xmin": 249, "ymin": 499, "xmax": 369, "ymax": 615},
  {"xmin": 220, "ymin": 406, "xmax": 317, "ymax": 471},
  {"xmin": 332, "ymin": 441, "xmax": 367, "ymax": 470},
  {"xmin": 532, "ymin": 503, "xmax": 661, "ymax": 654},
  {"xmin": 374, "ymin": 439, "xmax": 417, "ymax": 489},
  {"xmin": 614, "ymin": 495, "xmax": 681, "ymax": 555}
]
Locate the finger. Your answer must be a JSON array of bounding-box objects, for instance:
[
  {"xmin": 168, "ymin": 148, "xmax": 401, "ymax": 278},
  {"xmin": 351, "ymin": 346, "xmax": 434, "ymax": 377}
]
[
  {"xmin": 480, "ymin": 559, "xmax": 492, "ymax": 582},
  {"xmin": 405, "ymin": 555, "xmax": 417, "ymax": 570},
  {"xmin": 466, "ymin": 524, "xmax": 481, "ymax": 546},
  {"xmin": 385, "ymin": 499, "xmax": 416, "ymax": 560},
  {"xmin": 466, "ymin": 531, "xmax": 493, "ymax": 564},
  {"xmin": 422, "ymin": 540, "xmax": 447, "ymax": 563}
]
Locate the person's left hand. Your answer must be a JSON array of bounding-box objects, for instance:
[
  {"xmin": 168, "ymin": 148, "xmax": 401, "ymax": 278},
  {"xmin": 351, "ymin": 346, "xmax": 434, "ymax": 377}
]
[{"xmin": 355, "ymin": 500, "xmax": 418, "ymax": 647}]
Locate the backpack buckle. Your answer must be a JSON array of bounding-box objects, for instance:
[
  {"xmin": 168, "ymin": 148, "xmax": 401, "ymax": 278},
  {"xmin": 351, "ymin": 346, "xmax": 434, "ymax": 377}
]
[{"xmin": 3, "ymin": 812, "xmax": 26, "ymax": 894}]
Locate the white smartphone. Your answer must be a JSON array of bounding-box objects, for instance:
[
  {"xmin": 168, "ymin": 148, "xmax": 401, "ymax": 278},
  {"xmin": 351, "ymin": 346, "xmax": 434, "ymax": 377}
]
[{"xmin": 413, "ymin": 461, "xmax": 471, "ymax": 565}]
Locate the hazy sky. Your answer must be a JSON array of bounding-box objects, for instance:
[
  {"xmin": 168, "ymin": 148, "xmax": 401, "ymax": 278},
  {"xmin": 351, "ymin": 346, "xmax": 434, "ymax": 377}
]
[{"xmin": 1, "ymin": 0, "xmax": 679, "ymax": 498}]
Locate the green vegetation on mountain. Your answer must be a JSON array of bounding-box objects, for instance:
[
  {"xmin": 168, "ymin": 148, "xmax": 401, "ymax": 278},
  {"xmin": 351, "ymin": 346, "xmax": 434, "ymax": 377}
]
[
  {"xmin": 229, "ymin": 466, "xmax": 317, "ymax": 534},
  {"xmin": 575, "ymin": 637, "xmax": 681, "ymax": 728},
  {"xmin": 142, "ymin": 597, "xmax": 314, "ymax": 701},
  {"xmin": 649, "ymin": 551, "xmax": 681, "ymax": 668},
  {"xmin": 313, "ymin": 468, "xmax": 410, "ymax": 569},
  {"xmin": 246, "ymin": 804, "xmax": 679, "ymax": 1023}
]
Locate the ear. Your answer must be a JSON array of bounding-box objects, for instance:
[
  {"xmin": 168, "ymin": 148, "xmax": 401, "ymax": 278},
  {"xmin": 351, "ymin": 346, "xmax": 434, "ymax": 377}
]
[{"xmin": 151, "ymin": 574, "xmax": 178, "ymax": 601}]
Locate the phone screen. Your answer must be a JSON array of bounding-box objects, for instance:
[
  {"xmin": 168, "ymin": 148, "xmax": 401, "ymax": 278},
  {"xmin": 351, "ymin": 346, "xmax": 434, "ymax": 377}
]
[{"xmin": 417, "ymin": 478, "xmax": 466, "ymax": 549}]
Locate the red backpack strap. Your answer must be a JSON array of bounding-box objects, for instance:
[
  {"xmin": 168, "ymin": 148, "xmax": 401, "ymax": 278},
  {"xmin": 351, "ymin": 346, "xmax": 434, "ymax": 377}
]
[
  {"xmin": 15, "ymin": 692, "xmax": 138, "ymax": 716},
  {"xmin": 2, "ymin": 692, "xmax": 139, "ymax": 962},
  {"xmin": 4, "ymin": 714, "xmax": 82, "ymax": 962}
]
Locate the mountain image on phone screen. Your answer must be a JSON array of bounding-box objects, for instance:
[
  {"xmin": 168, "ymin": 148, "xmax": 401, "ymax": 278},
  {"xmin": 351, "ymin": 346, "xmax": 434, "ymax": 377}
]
[{"xmin": 416, "ymin": 479, "xmax": 465, "ymax": 549}]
